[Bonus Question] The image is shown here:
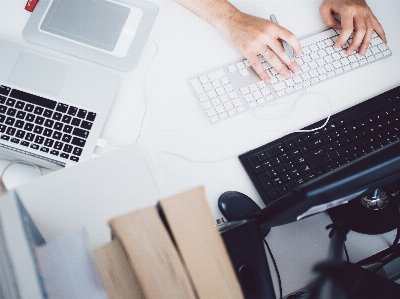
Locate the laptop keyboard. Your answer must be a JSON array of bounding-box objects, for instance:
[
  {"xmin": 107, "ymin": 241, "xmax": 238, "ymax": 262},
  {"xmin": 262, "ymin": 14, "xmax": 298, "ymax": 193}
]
[{"xmin": 0, "ymin": 84, "xmax": 96, "ymax": 164}]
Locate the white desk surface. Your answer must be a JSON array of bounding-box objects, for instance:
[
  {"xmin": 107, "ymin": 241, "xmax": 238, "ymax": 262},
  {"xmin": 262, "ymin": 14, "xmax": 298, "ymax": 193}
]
[{"xmin": 1, "ymin": 0, "xmax": 400, "ymax": 296}]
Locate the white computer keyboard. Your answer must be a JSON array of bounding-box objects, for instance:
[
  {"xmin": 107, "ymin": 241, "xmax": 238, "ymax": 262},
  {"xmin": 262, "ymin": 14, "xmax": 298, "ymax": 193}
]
[{"xmin": 190, "ymin": 29, "xmax": 392, "ymax": 124}]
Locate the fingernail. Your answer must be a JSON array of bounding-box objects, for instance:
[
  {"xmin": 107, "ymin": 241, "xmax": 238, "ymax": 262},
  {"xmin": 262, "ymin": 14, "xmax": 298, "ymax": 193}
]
[
  {"xmin": 293, "ymin": 65, "xmax": 301, "ymax": 73},
  {"xmin": 359, "ymin": 48, "xmax": 366, "ymax": 55},
  {"xmin": 263, "ymin": 77, "xmax": 270, "ymax": 84},
  {"xmin": 298, "ymin": 50, "xmax": 303, "ymax": 56},
  {"xmin": 334, "ymin": 24, "xmax": 342, "ymax": 30},
  {"xmin": 283, "ymin": 70, "xmax": 291, "ymax": 79}
]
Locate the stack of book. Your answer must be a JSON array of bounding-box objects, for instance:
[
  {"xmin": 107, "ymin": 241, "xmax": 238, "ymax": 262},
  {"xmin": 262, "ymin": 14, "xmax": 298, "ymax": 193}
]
[{"xmin": 0, "ymin": 187, "xmax": 244, "ymax": 299}]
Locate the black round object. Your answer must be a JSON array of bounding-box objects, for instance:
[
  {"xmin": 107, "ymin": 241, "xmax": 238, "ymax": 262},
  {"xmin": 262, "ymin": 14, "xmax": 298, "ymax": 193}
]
[{"xmin": 329, "ymin": 194, "xmax": 399, "ymax": 235}]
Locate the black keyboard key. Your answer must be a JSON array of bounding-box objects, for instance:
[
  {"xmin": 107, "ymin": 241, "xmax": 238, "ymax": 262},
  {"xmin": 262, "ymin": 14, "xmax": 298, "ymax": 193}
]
[
  {"xmin": 40, "ymin": 147, "xmax": 49, "ymax": 153},
  {"xmin": 86, "ymin": 112, "xmax": 96, "ymax": 122},
  {"xmin": 295, "ymin": 156, "xmax": 306, "ymax": 165},
  {"xmin": 44, "ymin": 138, "xmax": 54, "ymax": 147},
  {"xmin": 63, "ymin": 125, "xmax": 72, "ymax": 133},
  {"xmin": 20, "ymin": 141, "xmax": 29, "ymax": 147},
  {"xmin": 300, "ymin": 164, "xmax": 312, "ymax": 173},
  {"xmin": 33, "ymin": 126, "xmax": 43, "ymax": 134},
  {"xmin": 0, "ymin": 85, "xmax": 10, "ymax": 96},
  {"xmin": 35, "ymin": 116, "xmax": 44, "ymax": 125},
  {"xmin": 284, "ymin": 139, "xmax": 296, "ymax": 149},
  {"xmin": 44, "ymin": 119, "xmax": 54, "ymax": 128},
  {"xmin": 294, "ymin": 136, "xmax": 304, "ymax": 146},
  {"xmin": 56, "ymin": 103, "xmax": 68, "ymax": 113},
  {"xmin": 14, "ymin": 120, "xmax": 24, "ymax": 129},
  {"xmin": 67, "ymin": 106, "xmax": 78, "ymax": 116},
  {"xmin": 5, "ymin": 117, "xmax": 15, "ymax": 126},
  {"xmin": 24, "ymin": 123, "xmax": 34, "ymax": 132},
  {"xmin": 6, "ymin": 108, "xmax": 16, "ymax": 116},
  {"xmin": 35, "ymin": 136, "xmax": 44, "ymax": 144},
  {"xmin": 34, "ymin": 107, "xmax": 44, "ymax": 115},
  {"xmin": 5, "ymin": 98, "xmax": 15, "ymax": 107},
  {"xmin": 277, "ymin": 184, "xmax": 290, "ymax": 195},
  {"xmin": 72, "ymin": 127, "xmax": 89, "ymax": 139},
  {"xmin": 249, "ymin": 156, "xmax": 263, "ymax": 174},
  {"xmin": 266, "ymin": 144, "xmax": 285, "ymax": 157},
  {"xmin": 52, "ymin": 112, "xmax": 62, "ymax": 121},
  {"xmin": 62, "ymin": 134, "xmax": 72, "ymax": 143},
  {"xmin": 80, "ymin": 121, "xmax": 93, "ymax": 131},
  {"xmin": 16, "ymin": 130, "xmax": 25, "ymax": 139},
  {"xmin": 0, "ymin": 125, "xmax": 6, "ymax": 133},
  {"xmin": 258, "ymin": 172, "xmax": 274, "ymax": 191},
  {"xmin": 266, "ymin": 168, "xmax": 278, "ymax": 178},
  {"xmin": 6, "ymin": 127, "xmax": 16, "ymax": 136},
  {"xmin": 70, "ymin": 156, "xmax": 79, "ymax": 162},
  {"xmin": 43, "ymin": 109, "xmax": 53, "ymax": 118},
  {"xmin": 10, "ymin": 138, "xmax": 19, "ymax": 144},
  {"xmin": 290, "ymin": 148, "xmax": 301, "ymax": 157},
  {"xmin": 0, "ymin": 96, "xmax": 5, "ymax": 104},
  {"xmin": 16, "ymin": 111, "xmax": 26, "ymax": 119},
  {"xmin": 50, "ymin": 150, "xmax": 59, "ymax": 156},
  {"xmin": 62, "ymin": 115, "xmax": 71, "ymax": 124},
  {"xmin": 0, "ymin": 105, "xmax": 7, "ymax": 113},
  {"xmin": 15, "ymin": 101, "xmax": 25, "ymax": 109},
  {"xmin": 63, "ymin": 144, "xmax": 73, "ymax": 153},
  {"xmin": 30, "ymin": 144, "xmax": 39, "ymax": 150},
  {"xmin": 262, "ymin": 160, "xmax": 273, "ymax": 169},
  {"xmin": 1, "ymin": 135, "xmax": 10, "ymax": 141},
  {"xmin": 71, "ymin": 137, "xmax": 86, "ymax": 147},
  {"xmin": 25, "ymin": 113, "xmax": 35, "ymax": 122},
  {"xmin": 71, "ymin": 117, "xmax": 81, "ymax": 126},
  {"xmin": 43, "ymin": 128, "xmax": 53, "ymax": 137},
  {"xmin": 77, "ymin": 109, "xmax": 87, "ymax": 119},
  {"xmin": 24, "ymin": 104, "xmax": 34, "ymax": 112},
  {"xmin": 52, "ymin": 131, "xmax": 62, "ymax": 140},
  {"xmin": 54, "ymin": 141, "xmax": 63, "ymax": 150},
  {"xmin": 256, "ymin": 151, "xmax": 268, "ymax": 161},
  {"xmin": 60, "ymin": 153, "xmax": 69, "ymax": 159},
  {"xmin": 73, "ymin": 147, "xmax": 83, "ymax": 156},
  {"xmin": 54, "ymin": 122, "xmax": 63, "ymax": 131},
  {"xmin": 0, "ymin": 115, "xmax": 6, "ymax": 123},
  {"xmin": 25, "ymin": 133, "xmax": 35, "ymax": 141},
  {"xmin": 287, "ymin": 180, "xmax": 297, "ymax": 190},
  {"xmin": 267, "ymin": 189, "xmax": 279, "ymax": 200}
]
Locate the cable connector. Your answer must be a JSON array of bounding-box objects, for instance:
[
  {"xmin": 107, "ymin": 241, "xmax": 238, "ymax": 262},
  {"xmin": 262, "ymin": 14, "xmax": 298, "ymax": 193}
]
[{"xmin": 96, "ymin": 138, "xmax": 107, "ymax": 148}]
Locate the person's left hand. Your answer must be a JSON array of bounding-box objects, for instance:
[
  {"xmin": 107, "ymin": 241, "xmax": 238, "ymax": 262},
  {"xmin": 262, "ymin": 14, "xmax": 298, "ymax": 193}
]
[{"xmin": 319, "ymin": 0, "xmax": 387, "ymax": 56}]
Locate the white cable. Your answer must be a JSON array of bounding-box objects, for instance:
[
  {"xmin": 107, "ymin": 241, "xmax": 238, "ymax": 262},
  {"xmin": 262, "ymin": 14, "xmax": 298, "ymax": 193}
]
[{"xmin": 161, "ymin": 91, "xmax": 333, "ymax": 163}]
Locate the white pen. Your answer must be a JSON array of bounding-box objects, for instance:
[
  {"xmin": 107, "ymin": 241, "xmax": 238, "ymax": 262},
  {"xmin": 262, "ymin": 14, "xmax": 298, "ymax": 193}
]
[{"xmin": 270, "ymin": 14, "xmax": 295, "ymax": 61}]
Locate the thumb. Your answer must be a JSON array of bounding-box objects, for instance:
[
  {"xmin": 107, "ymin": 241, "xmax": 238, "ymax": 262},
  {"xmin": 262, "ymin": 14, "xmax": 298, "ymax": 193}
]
[{"xmin": 319, "ymin": 5, "xmax": 342, "ymax": 30}]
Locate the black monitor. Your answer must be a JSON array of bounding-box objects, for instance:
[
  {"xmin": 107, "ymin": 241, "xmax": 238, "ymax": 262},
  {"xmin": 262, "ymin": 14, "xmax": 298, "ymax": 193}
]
[{"xmin": 254, "ymin": 139, "xmax": 400, "ymax": 231}]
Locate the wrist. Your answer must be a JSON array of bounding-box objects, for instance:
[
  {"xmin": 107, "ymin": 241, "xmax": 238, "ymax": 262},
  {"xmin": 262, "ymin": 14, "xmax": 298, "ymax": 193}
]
[{"xmin": 210, "ymin": 2, "xmax": 241, "ymax": 32}]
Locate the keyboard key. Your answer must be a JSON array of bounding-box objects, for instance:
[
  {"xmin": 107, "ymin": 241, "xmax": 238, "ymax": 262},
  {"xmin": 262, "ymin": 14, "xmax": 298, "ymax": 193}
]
[
  {"xmin": 5, "ymin": 117, "xmax": 15, "ymax": 126},
  {"xmin": 86, "ymin": 112, "xmax": 96, "ymax": 122},
  {"xmin": 6, "ymin": 108, "xmax": 16, "ymax": 116},
  {"xmin": 71, "ymin": 118, "xmax": 81, "ymax": 126},
  {"xmin": 71, "ymin": 137, "xmax": 86, "ymax": 147},
  {"xmin": 54, "ymin": 122, "xmax": 63, "ymax": 131},
  {"xmin": 6, "ymin": 127, "xmax": 16, "ymax": 136},
  {"xmin": 70, "ymin": 156, "xmax": 79, "ymax": 162},
  {"xmin": 16, "ymin": 111, "xmax": 26, "ymax": 119},
  {"xmin": 72, "ymin": 127, "xmax": 89, "ymax": 139},
  {"xmin": 0, "ymin": 135, "xmax": 10, "ymax": 141},
  {"xmin": 81, "ymin": 120, "xmax": 93, "ymax": 130},
  {"xmin": 63, "ymin": 144, "xmax": 73, "ymax": 153},
  {"xmin": 56, "ymin": 103, "xmax": 68, "ymax": 113},
  {"xmin": 40, "ymin": 147, "xmax": 49, "ymax": 153},
  {"xmin": 73, "ymin": 147, "xmax": 83, "ymax": 156},
  {"xmin": 34, "ymin": 136, "xmax": 44, "ymax": 144},
  {"xmin": 24, "ymin": 104, "xmax": 34, "ymax": 112},
  {"xmin": 77, "ymin": 109, "xmax": 87, "ymax": 119},
  {"xmin": 44, "ymin": 138, "xmax": 54, "ymax": 147},
  {"xmin": 62, "ymin": 115, "xmax": 72, "ymax": 124},
  {"xmin": 16, "ymin": 130, "xmax": 25, "ymax": 139},
  {"xmin": 44, "ymin": 119, "xmax": 54, "ymax": 128},
  {"xmin": 20, "ymin": 141, "xmax": 29, "ymax": 147},
  {"xmin": 67, "ymin": 106, "xmax": 78, "ymax": 116},
  {"xmin": 62, "ymin": 134, "xmax": 72, "ymax": 143},
  {"xmin": 6, "ymin": 98, "xmax": 16, "ymax": 107},
  {"xmin": 33, "ymin": 125, "xmax": 43, "ymax": 134},
  {"xmin": 43, "ymin": 128, "xmax": 53, "ymax": 137},
  {"xmin": 0, "ymin": 125, "xmax": 6, "ymax": 133},
  {"xmin": 25, "ymin": 133, "xmax": 35, "ymax": 141},
  {"xmin": 35, "ymin": 116, "xmax": 44, "ymax": 125},
  {"xmin": 60, "ymin": 153, "xmax": 69, "ymax": 159},
  {"xmin": 14, "ymin": 120, "xmax": 24, "ymax": 128},
  {"xmin": 50, "ymin": 150, "xmax": 59, "ymax": 156},
  {"xmin": 34, "ymin": 106, "xmax": 44, "ymax": 115},
  {"xmin": 25, "ymin": 113, "xmax": 35, "ymax": 122},
  {"xmin": 30, "ymin": 144, "xmax": 39, "ymax": 150},
  {"xmin": 54, "ymin": 141, "xmax": 63, "ymax": 150},
  {"xmin": 43, "ymin": 109, "xmax": 53, "ymax": 118},
  {"xmin": 266, "ymin": 144, "xmax": 285, "ymax": 157},
  {"xmin": 52, "ymin": 112, "xmax": 62, "ymax": 121},
  {"xmin": 267, "ymin": 189, "xmax": 280, "ymax": 200}
]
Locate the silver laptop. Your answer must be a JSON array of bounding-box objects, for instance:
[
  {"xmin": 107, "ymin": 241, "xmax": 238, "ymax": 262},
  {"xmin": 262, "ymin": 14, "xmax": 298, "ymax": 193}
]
[{"xmin": 0, "ymin": 40, "xmax": 120, "ymax": 170}]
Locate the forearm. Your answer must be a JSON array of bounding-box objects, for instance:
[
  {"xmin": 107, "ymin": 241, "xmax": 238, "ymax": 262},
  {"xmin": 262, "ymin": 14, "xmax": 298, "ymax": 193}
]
[{"xmin": 173, "ymin": 0, "xmax": 239, "ymax": 30}]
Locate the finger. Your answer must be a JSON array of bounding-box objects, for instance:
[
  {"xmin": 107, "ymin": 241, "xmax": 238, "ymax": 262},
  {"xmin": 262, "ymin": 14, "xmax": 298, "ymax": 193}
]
[
  {"xmin": 358, "ymin": 17, "xmax": 374, "ymax": 56},
  {"xmin": 275, "ymin": 26, "xmax": 302, "ymax": 57},
  {"xmin": 263, "ymin": 49, "xmax": 292, "ymax": 79},
  {"xmin": 347, "ymin": 16, "xmax": 367, "ymax": 55},
  {"xmin": 334, "ymin": 13, "xmax": 354, "ymax": 49},
  {"xmin": 247, "ymin": 54, "xmax": 271, "ymax": 83},
  {"xmin": 371, "ymin": 16, "xmax": 387, "ymax": 43},
  {"xmin": 319, "ymin": 4, "xmax": 341, "ymax": 30}
]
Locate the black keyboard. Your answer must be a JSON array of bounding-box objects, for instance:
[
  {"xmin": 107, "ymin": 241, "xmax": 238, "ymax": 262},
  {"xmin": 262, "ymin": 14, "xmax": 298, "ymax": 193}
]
[
  {"xmin": 239, "ymin": 86, "xmax": 400, "ymax": 205},
  {"xmin": 0, "ymin": 84, "xmax": 96, "ymax": 164}
]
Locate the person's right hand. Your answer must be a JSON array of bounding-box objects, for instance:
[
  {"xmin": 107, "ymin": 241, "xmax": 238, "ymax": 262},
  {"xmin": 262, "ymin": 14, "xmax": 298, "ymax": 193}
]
[{"xmin": 215, "ymin": 11, "xmax": 302, "ymax": 83}]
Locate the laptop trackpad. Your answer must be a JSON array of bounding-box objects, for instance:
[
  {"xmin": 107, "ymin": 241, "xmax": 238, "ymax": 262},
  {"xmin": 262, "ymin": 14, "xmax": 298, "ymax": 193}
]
[{"xmin": 8, "ymin": 50, "xmax": 70, "ymax": 96}]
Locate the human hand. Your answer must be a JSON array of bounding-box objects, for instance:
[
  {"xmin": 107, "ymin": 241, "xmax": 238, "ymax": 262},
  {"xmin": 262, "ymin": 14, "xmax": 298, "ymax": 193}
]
[
  {"xmin": 215, "ymin": 11, "xmax": 302, "ymax": 83},
  {"xmin": 319, "ymin": 0, "xmax": 387, "ymax": 56}
]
